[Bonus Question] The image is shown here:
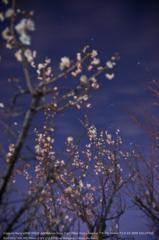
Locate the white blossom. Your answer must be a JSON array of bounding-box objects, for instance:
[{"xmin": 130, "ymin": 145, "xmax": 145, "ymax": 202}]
[
  {"xmin": 5, "ymin": 9, "xmax": 14, "ymax": 18},
  {"xmin": 15, "ymin": 18, "xmax": 35, "ymax": 45},
  {"xmin": 67, "ymin": 136, "xmax": 74, "ymax": 143},
  {"xmin": 36, "ymin": 58, "xmax": 53, "ymax": 82},
  {"xmin": 91, "ymin": 58, "xmax": 100, "ymax": 65},
  {"xmin": 106, "ymin": 61, "xmax": 114, "ymax": 69},
  {"xmin": 37, "ymin": 63, "xmax": 44, "ymax": 70},
  {"xmin": 24, "ymin": 49, "xmax": 36, "ymax": 63},
  {"xmin": 76, "ymin": 52, "xmax": 81, "ymax": 61},
  {"xmin": 105, "ymin": 73, "xmax": 114, "ymax": 80},
  {"xmin": 80, "ymin": 75, "xmax": 88, "ymax": 85},
  {"xmin": 14, "ymin": 50, "xmax": 23, "ymax": 62},
  {"xmin": 88, "ymin": 125, "xmax": 97, "ymax": 140},
  {"xmin": 2, "ymin": 27, "xmax": 12, "ymax": 41},
  {"xmin": 59, "ymin": 56, "xmax": 71, "ymax": 70},
  {"xmin": 79, "ymin": 180, "xmax": 84, "ymax": 188},
  {"xmin": 19, "ymin": 33, "xmax": 31, "ymax": 45},
  {"xmin": 15, "ymin": 18, "xmax": 35, "ymax": 34},
  {"xmin": 91, "ymin": 50, "xmax": 98, "ymax": 58}
]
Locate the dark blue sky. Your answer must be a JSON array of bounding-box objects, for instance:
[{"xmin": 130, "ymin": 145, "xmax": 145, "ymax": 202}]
[{"xmin": 1, "ymin": 0, "xmax": 159, "ymax": 234}]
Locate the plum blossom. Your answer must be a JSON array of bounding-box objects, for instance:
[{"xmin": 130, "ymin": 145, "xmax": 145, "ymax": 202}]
[
  {"xmin": 79, "ymin": 180, "xmax": 84, "ymax": 189},
  {"xmin": 88, "ymin": 125, "xmax": 97, "ymax": 141},
  {"xmin": 105, "ymin": 73, "xmax": 114, "ymax": 80},
  {"xmin": 67, "ymin": 136, "xmax": 74, "ymax": 143},
  {"xmin": 24, "ymin": 49, "xmax": 36, "ymax": 63},
  {"xmin": 36, "ymin": 58, "xmax": 53, "ymax": 82},
  {"xmin": 1, "ymin": 27, "xmax": 14, "ymax": 48},
  {"xmin": 15, "ymin": 49, "xmax": 36, "ymax": 63},
  {"xmin": 2, "ymin": 27, "xmax": 12, "ymax": 41},
  {"xmin": 76, "ymin": 52, "xmax": 81, "ymax": 61},
  {"xmin": 59, "ymin": 56, "xmax": 71, "ymax": 70},
  {"xmin": 5, "ymin": 9, "xmax": 14, "ymax": 18},
  {"xmin": 106, "ymin": 133, "xmax": 112, "ymax": 144},
  {"xmin": 91, "ymin": 50, "xmax": 98, "ymax": 58},
  {"xmin": 71, "ymin": 55, "xmax": 82, "ymax": 77},
  {"xmin": 20, "ymin": 34, "xmax": 31, "ymax": 45},
  {"xmin": 91, "ymin": 58, "xmax": 100, "ymax": 65},
  {"xmin": 80, "ymin": 75, "xmax": 88, "ymax": 85},
  {"xmin": 15, "ymin": 18, "xmax": 35, "ymax": 33},
  {"xmin": 15, "ymin": 18, "xmax": 35, "ymax": 45},
  {"xmin": 14, "ymin": 49, "xmax": 23, "ymax": 62},
  {"xmin": 106, "ymin": 61, "xmax": 114, "ymax": 69}
]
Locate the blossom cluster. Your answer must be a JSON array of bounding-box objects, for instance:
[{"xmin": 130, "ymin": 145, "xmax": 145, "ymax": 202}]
[
  {"xmin": 1, "ymin": 2, "xmax": 35, "ymax": 48},
  {"xmin": 15, "ymin": 48, "xmax": 37, "ymax": 63},
  {"xmin": 36, "ymin": 58, "xmax": 53, "ymax": 83},
  {"xmin": 23, "ymin": 125, "xmax": 76, "ymax": 231},
  {"xmin": 15, "ymin": 18, "xmax": 35, "ymax": 45}
]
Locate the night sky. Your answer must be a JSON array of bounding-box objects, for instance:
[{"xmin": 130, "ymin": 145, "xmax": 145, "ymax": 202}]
[{"xmin": 1, "ymin": 0, "xmax": 159, "ymax": 234}]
